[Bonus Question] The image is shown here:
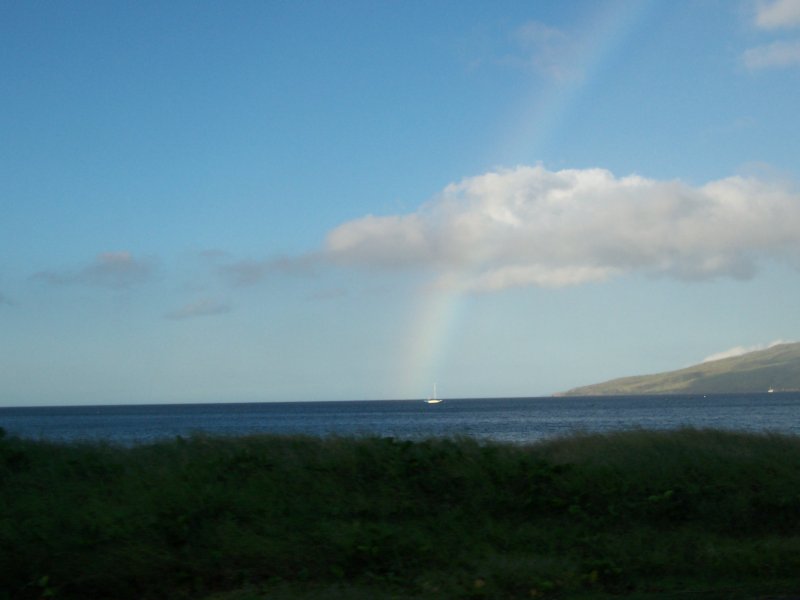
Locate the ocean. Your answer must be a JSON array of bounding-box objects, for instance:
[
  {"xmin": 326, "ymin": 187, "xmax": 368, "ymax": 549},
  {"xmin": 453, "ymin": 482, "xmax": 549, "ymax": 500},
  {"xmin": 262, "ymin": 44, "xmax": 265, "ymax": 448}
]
[{"xmin": 2, "ymin": 392, "xmax": 800, "ymax": 445}]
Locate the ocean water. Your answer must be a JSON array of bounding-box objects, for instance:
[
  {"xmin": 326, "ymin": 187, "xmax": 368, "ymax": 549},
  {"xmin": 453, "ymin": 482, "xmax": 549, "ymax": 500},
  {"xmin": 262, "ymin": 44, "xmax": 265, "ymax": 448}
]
[{"xmin": 2, "ymin": 393, "xmax": 800, "ymax": 445}]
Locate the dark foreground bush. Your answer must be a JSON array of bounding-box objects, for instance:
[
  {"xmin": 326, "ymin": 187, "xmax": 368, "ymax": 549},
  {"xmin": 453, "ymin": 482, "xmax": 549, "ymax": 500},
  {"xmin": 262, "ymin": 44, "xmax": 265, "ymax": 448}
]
[{"xmin": 2, "ymin": 428, "xmax": 800, "ymax": 599}]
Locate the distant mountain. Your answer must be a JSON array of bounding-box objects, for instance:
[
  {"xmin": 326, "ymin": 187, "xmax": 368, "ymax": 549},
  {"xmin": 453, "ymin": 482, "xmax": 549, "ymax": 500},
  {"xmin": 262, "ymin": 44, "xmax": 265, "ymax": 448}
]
[{"xmin": 559, "ymin": 342, "xmax": 800, "ymax": 396}]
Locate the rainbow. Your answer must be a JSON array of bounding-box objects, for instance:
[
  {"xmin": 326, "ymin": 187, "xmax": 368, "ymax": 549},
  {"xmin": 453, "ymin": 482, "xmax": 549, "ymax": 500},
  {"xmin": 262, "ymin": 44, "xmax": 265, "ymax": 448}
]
[
  {"xmin": 398, "ymin": 274, "xmax": 469, "ymax": 399},
  {"xmin": 398, "ymin": 2, "xmax": 654, "ymax": 399},
  {"xmin": 499, "ymin": 1, "xmax": 655, "ymax": 161}
]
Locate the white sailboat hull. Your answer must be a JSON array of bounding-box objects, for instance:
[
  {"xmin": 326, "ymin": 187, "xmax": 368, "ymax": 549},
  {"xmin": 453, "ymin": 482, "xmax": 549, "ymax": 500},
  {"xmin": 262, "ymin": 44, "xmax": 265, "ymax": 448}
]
[{"xmin": 425, "ymin": 383, "xmax": 442, "ymax": 404}]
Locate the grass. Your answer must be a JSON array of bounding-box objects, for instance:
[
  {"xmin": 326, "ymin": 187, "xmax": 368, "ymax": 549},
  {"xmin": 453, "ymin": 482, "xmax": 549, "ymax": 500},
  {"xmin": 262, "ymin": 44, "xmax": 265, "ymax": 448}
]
[{"xmin": 2, "ymin": 427, "xmax": 800, "ymax": 599}]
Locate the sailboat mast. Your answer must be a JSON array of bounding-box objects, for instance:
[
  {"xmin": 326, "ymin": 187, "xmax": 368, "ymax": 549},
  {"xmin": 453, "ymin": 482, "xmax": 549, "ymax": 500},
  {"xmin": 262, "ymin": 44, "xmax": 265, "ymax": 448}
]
[{"xmin": 425, "ymin": 382, "xmax": 442, "ymax": 403}]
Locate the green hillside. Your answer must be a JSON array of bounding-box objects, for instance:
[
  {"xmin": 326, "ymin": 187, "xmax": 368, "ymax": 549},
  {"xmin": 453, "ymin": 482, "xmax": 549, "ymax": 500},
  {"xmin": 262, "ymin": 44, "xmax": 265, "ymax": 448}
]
[{"xmin": 560, "ymin": 342, "xmax": 800, "ymax": 396}]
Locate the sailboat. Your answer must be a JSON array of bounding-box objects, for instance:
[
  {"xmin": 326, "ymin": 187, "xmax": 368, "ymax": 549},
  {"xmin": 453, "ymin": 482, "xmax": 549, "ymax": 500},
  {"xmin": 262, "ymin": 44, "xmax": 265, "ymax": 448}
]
[{"xmin": 425, "ymin": 383, "xmax": 443, "ymax": 404}]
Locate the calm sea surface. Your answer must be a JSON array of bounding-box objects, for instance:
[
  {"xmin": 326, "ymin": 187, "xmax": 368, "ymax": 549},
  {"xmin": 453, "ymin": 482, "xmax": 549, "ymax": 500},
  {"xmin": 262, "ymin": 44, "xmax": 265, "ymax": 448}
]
[{"xmin": 2, "ymin": 393, "xmax": 800, "ymax": 445}]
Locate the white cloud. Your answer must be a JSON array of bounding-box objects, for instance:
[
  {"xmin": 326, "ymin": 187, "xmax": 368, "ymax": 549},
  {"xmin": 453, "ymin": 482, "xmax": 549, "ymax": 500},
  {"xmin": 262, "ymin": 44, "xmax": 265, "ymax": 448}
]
[
  {"xmin": 503, "ymin": 20, "xmax": 582, "ymax": 81},
  {"xmin": 743, "ymin": 39, "xmax": 800, "ymax": 68},
  {"xmin": 324, "ymin": 165, "xmax": 800, "ymax": 292},
  {"xmin": 165, "ymin": 299, "xmax": 232, "ymax": 320},
  {"xmin": 703, "ymin": 340, "xmax": 791, "ymax": 362},
  {"xmin": 755, "ymin": 0, "xmax": 800, "ymax": 29},
  {"xmin": 33, "ymin": 252, "xmax": 155, "ymax": 289}
]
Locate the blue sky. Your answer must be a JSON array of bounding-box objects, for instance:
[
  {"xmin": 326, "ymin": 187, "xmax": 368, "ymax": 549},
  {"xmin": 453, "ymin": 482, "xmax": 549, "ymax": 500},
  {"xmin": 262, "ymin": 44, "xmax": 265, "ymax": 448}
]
[{"xmin": 2, "ymin": 0, "xmax": 800, "ymax": 406}]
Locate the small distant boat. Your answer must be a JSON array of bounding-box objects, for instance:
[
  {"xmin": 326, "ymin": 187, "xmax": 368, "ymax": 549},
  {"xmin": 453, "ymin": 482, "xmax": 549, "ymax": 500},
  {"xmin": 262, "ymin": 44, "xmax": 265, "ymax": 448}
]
[
  {"xmin": 425, "ymin": 383, "xmax": 443, "ymax": 404},
  {"xmin": 768, "ymin": 388, "xmax": 775, "ymax": 393}
]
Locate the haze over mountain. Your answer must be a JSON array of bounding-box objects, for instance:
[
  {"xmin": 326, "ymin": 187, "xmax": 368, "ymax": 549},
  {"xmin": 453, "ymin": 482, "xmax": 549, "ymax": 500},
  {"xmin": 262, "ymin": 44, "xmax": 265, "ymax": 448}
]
[{"xmin": 560, "ymin": 342, "xmax": 800, "ymax": 396}]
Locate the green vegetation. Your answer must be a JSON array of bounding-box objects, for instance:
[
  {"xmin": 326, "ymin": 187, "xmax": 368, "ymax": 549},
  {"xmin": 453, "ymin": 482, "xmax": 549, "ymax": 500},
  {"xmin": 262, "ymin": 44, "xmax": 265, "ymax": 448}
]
[
  {"xmin": 561, "ymin": 341, "xmax": 800, "ymax": 396},
  {"xmin": 3, "ymin": 427, "xmax": 800, "ymax": 599}
]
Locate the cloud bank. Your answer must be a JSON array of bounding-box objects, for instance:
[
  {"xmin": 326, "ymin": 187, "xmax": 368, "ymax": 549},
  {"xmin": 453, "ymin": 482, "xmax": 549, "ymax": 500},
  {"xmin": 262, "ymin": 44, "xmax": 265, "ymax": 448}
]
[
  {"xmin": 507, "ymin": 20, "xmax": 582, "ymax": 80},
  {"xmin": 33, "ymin": 252, "xmax": 155, "ymax": 289},
  {"xmin": 165, "ymin": 299, "xmax": 232, "ymax": 320},
  {"xmin": 743, "ymin": 39, "xmax": 800, "ymax": 68},
  {"xmin": 746, "ymin": 0, "xmax": 800, "ymax": 69},
  {"xmin": 755, "ymin": 0, "xmax": 800, "ymax": 29},
  {"xmin": 218, "ymin": 255, "xmax": 319, "ymax": 287},
  {"xmin": 324, "ymin": 165, "xmax": 800, "ymax": 292}
]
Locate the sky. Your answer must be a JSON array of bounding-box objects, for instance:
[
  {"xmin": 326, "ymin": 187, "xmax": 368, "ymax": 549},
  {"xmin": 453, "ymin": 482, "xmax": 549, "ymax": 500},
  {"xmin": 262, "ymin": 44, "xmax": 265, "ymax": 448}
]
[{"xmin": 2, "ymin": 0, "xmax": 800, "ymax": 406}]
